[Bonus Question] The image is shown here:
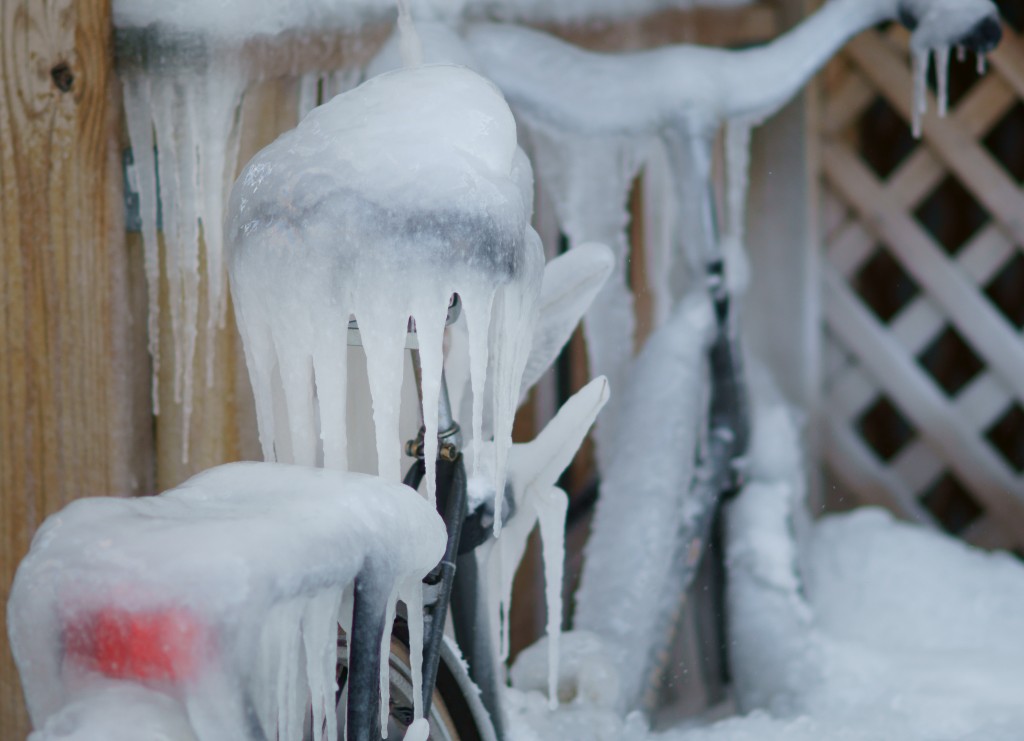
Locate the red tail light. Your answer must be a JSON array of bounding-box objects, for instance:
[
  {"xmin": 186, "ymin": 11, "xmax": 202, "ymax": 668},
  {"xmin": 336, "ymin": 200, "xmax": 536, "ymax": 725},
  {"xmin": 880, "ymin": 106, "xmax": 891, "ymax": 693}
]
[{"xmin": 63, "ymin": 606, "xmax": 211, "ymax": 682}]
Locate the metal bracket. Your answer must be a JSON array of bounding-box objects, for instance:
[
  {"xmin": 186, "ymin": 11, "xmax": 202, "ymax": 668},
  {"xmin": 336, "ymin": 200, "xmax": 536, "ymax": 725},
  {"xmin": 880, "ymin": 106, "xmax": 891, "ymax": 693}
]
[{"xmin": 123, "ymin": 148, "xmax": 163, "ymax": 233}]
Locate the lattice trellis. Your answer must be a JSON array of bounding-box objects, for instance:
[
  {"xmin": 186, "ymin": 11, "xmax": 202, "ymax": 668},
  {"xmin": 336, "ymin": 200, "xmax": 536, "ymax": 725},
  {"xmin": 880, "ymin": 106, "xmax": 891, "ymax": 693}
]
[{"xmin": 820, "ymin": 20, "xmax": 1024, "ymax": 551}]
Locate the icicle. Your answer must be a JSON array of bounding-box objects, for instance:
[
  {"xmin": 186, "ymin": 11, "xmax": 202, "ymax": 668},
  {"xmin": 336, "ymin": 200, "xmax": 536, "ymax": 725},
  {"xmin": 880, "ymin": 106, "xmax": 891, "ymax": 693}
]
[
  {"xmin": 935, "ymin": 46, "xmax": 951, "ymax": 118},
  {"xmin": 323, "ymin": 68, "xmax": 362, "ymax": 101},
  {"xmin": 957, "ymin": 45, "xmax": 967, "ymax": 63},
  {"xmin": 314, "ymin": 322, "xmax": 351, "ymax": 470},
  {"xmin": 122, "ymin": 74, "xmax": 162, "ymax": 415},
  {"xmin": 304, "ymin": 590, "xmax": 343, "ymax": 741},
  {"xmin": 356, "ymin": 304, "xmax": 408, "ymax": 484},
  {"xmin": 275, "ymin": 347, "xmax": 318, "ymax": 467},
  {"xmin": 911, "ymin": 47, "xmax": 931, "ymax": 138},
  {"xmin": 460, "ymin": 286, "xmax": 495, "ymax": 483},
  {"xmin": 536, "ymin": 487, "xmax": 568, "ymax": 710},
  {"xmin": 399, "ymin": 577, "xmax": 426, "ymax": 722},
  {"xmin": 411, "ymin": 290, "xmax": 450, "ymax": 506},
  {"xmin": 723, "ymin": 120, "xmax": 752, "ymax": 249},
  {"xmin": 405, "ymin": 719, "xmax": 429, "ymax": 741},
  {"xmin": 120, "ymin": 59, "xmax": 246, "ymax": 461},
  {"xmin": 379, "ymin": 583, "xmax": 400, "ymax": 737},
  {"xmin": 396, "ymin": 0, "xmax": 423, "ymax": 67},
  {"xmin": 977, "ymin": 52, "xmax": 987, "ymax": 75},
  {"xmin": 298, "ymin": 71, "xmax": 322, "ymax": 121}
]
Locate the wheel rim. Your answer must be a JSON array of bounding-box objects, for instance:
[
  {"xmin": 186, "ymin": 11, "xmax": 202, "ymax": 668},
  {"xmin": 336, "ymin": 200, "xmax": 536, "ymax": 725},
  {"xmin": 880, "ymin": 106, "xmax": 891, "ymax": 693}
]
[{"xmin": 335, "ymin": 635, "xmax": 460, "ymax": 741}]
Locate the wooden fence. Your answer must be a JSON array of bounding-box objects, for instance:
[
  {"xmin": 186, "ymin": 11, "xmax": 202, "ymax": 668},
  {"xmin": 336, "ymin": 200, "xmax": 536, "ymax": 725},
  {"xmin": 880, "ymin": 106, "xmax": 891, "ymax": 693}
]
[{"xmin": 819, "ymin": 16, "xmax": 1024, "ymax": 551}]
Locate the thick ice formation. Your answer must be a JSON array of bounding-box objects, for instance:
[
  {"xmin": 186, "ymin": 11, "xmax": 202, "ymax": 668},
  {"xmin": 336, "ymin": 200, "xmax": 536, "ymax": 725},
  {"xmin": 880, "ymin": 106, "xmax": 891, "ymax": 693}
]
[
  {"xmin": 469, "ymin": 377, "xmax": 609, "ymax": 708},
  {"xmin": 8, "ymin": 462, "xmax": 446, "ymax": 740},
  {"xmin": 227, "ymin": 64, "xmax": 543, "ymax": 512},
  {"xmin": 571, "ymin": 294, "xmax": 715, "ymax": 713}
]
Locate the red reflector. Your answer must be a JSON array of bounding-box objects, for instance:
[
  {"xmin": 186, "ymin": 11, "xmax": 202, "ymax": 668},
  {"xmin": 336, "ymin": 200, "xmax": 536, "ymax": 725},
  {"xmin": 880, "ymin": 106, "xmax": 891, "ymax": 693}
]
[{"xmin": 64, "ymin": 607, "xmax": 209, "ymax": 682}]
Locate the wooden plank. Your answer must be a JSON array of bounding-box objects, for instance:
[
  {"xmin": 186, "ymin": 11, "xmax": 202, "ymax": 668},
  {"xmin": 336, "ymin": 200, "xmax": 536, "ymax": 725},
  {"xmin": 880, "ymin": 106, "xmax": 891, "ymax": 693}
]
[
  {"xmin": 887, "ymin": 225, "xmax": 1012, "ymax": 355},
  {"xmin": 990, "ymin": 24, "xmax": 1024, "ymax": 102},
  {"xmin": 823, "ymin": 266, "xmax": 1024, "ymax": 529},
  {"xmin": 827, "ymin": 363, "xmax": 877, "ymax": 420},
  {"xmin": 820, "ymin": 64, "xmax": 875, "ymax": 135},
  {"xmin": 889, "ymin": 439, "xmax": 944, "ymax": 496},
  {"xmin": 546, "ymin": 4, "xmax": 778, "ymax": 51},
  {"xmin": 0, "ymin": 0, "xmax": 150, "ymax": 734},
  {"xmin": 821, "ymin": 414, "xmax": 932, "ymax": 522},
  {"xmin": 822, "ymin": 141, "xmax": 1024, "ymax": 404}
]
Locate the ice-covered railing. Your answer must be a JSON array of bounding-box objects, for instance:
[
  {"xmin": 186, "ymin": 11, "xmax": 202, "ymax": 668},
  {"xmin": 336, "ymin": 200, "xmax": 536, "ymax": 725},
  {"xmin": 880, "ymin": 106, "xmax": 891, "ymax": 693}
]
[
  {"xmin": 8, "ymin": 463, "xmax": 446, "ymax": 741},
  {"xmin": 466, "ymin": 0, "xmax": 1002, "ymax": 469}
]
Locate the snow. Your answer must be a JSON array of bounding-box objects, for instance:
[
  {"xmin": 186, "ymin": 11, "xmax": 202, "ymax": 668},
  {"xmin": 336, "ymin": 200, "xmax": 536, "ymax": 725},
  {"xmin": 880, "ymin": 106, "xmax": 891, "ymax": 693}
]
[
  {"xmin": 571, "ymin": 294, "xmax": 715, "ymax": 713},
  {"xmin": 508, "ymin": 371, "xmax": 1024, "ymax": 741},
  {"xmin": 29, "ymin": 683, "xmax": 199, "ymax": 741},
  {"xmin": 227, "ymin": 64, "xmax": 543, "ymax": 513},
  {"xmin": 8, "ymin": 462, "xmax": 446, "ymax": 740}
]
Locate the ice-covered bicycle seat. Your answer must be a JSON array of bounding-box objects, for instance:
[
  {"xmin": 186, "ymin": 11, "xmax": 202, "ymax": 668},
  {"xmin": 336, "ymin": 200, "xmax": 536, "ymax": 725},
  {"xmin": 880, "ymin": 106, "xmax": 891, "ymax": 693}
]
[
  {"xmin": 227, "ymin": 64, "xmax": 544, "ymax": 512},
  {"xmin": 9, "ymin": 462, "xmax": 445, "ymax": 741}
]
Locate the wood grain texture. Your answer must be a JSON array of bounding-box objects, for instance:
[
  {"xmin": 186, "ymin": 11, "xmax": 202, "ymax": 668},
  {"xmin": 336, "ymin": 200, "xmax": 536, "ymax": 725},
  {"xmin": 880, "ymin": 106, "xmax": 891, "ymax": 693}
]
[{"xmin": 0, "ymin": 0, "xmax": 150, "ymax": 733}]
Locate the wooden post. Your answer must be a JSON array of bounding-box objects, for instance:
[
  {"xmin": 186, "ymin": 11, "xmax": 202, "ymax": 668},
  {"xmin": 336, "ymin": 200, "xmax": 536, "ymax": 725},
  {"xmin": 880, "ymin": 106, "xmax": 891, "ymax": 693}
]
[{"xmin": 1, "ymin": 0, "xmax": 150, "ymax": 733}]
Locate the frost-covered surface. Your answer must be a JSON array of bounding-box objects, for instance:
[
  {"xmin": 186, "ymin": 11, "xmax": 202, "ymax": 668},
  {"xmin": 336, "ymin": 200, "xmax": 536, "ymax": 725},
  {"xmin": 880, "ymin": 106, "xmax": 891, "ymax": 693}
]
[
  {"xmin": 9, "ymin": 463, "xmax": 446, "ymax": 740},
  {"xmin": 571, "ymin": 294, "xmax": 714, "ymax": 712},
  {"xmin": 113, "ymin": 0, "xmax": 752, "ymax": 37},
  {"xmin": 228, "ymin": 64, "xmax": 543, "ymax": 513}
]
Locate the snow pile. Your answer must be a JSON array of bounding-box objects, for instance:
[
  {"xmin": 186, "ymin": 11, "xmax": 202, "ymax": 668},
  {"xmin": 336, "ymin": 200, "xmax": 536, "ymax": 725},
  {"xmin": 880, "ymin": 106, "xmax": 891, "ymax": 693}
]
[
  {"xmin": 228, "ymin": 64, "xmax": 543, "ymax": 513},
  {"xmin": 8, "ymin": 463, "xmax": 446, "ymax": 740},
  {"xmin": 724, "ymin": 386, "xmax": 1024, "ymax": 740}
]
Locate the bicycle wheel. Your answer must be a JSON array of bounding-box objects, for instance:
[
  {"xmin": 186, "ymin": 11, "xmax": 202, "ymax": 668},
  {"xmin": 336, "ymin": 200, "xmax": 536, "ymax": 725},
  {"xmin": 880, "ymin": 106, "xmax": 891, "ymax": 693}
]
[{"xmin": 335, "ymin": 624, "xmax": 496, "ymax": 741}]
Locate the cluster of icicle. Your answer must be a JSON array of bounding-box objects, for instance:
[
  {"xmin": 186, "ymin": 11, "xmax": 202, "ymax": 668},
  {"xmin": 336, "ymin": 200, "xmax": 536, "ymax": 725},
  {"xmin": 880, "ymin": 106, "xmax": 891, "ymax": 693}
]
[
  {"xmin": 9, "ymin": 463, "xmax": 445, "ymax": 741},
  {"xmin": 121, "ymin": 50, "xmax": 247, "ymax": 459},
  {"xmin": 911, "ymin": 43, "xmax": 988, "ymax": 137}
]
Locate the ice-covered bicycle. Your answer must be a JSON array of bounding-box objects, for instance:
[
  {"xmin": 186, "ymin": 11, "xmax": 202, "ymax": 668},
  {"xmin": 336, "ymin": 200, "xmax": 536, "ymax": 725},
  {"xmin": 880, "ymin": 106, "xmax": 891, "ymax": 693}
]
[{"xmin": 9, "ymin": 61, "xmax": 611, "ymax": 741}]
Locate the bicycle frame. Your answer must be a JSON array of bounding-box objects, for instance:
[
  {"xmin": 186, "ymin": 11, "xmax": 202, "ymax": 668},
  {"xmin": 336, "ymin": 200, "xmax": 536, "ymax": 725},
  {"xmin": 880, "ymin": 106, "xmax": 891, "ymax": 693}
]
[{"xmin": 344, "ymin": 299, "xmax": 507, "ymax": 741}]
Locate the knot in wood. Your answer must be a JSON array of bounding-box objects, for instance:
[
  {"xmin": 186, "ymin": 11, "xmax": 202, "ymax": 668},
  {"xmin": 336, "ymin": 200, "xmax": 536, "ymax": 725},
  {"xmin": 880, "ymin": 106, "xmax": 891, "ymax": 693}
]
[{"xmin": 50, "ymin": 62, "xmax": 74, "ymax": 93}]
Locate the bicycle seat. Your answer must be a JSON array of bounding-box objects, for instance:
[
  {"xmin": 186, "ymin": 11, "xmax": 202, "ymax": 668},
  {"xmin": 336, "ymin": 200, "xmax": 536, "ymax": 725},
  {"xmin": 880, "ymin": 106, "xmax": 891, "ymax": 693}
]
[{"xmin": 9, "ymin": 462, "xmax": 445, "ymax": 735}]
